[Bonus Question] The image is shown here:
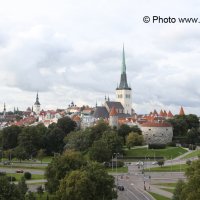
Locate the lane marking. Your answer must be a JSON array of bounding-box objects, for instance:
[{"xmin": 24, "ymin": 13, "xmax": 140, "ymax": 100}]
[{"xmin": 126, "ymin": 188, "xmax": 140, "ymax": 200}]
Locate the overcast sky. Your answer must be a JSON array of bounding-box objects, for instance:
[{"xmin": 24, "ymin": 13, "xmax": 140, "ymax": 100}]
[{"xmin": 1, "ymin": 0, "xmax": 200, "ymax": 115}]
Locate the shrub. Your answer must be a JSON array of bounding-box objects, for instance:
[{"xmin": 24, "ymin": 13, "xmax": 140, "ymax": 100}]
[
  {"xmin": 168, "ymin": 141, "xmax": 176, "ymax": 147},
  {"xmin": 148, "ymin": 144, "xmax": 166, "ymax": 149},
  {"xmin": 7, "ymin": 176, "xmax": 16, "ymax": 182},
  {"xmin": 157, "ymin": 159, "xmax": 165, "ymax": 167},
  {"xmin": 186, "ymin": 160, "xmax": 192, "ymax": 165},
  {"xmin": 188, "ymin": 144, "xmax": 196, "ymax": 150},
  {"xmin": 24, "ymin": 172, "xmax": 32, "ymax": 180}
]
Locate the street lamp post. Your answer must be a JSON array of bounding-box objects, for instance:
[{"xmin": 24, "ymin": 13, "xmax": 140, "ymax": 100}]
[
  {"xmin": 112, "ymin": 155, "xmax": 113, "ymax": 172},
  {"xmin": 113, "ymin": 153, "xmax": 120, "ymax": 186}
]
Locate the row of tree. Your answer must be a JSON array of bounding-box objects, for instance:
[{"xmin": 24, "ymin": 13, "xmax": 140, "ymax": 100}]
[
  {"xmin": 167, "ymin": 114, "xmax": 200, "ymax": 144},
  {"xmin": 0, "ymin": 117, "xmax": 77, "ymax": 160},
  {"xmin": 0, "ymin": 118, "xmax": 143, "ymax": 162}
]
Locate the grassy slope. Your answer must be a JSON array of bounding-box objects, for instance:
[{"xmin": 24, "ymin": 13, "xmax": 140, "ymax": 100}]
[
  {"xmin": 154, "ymin": 182, "xmax": 177, "ymax": 187},
  {"xmin": 125, "ymin": 147, "xmax": 188, "ymax": 159},
  {"xmin": 149, "ymin": 192, "xmax": 171, "ymax": 200},
  {"xmin": 107, "ymin": 166, "xmax": 128, "ymax": 173},
  {"xmin": 148, "ymin": 164, "xmax": 188, "ymax": 172},
  {"xmin": 7, "ymin": 173, "xmax": 44, "ymax": 181},
  {"xmin": 181, "ymin": 150, "xmax": 200, "ymax": 159}
]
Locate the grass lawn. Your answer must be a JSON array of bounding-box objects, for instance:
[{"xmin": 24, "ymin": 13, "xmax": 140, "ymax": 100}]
[
  {"xmin": 149, "ymin": 192, "xmax": 171, "ymax": 200},
  {"xmin": 148, "ymin": 164, "xmax": 188, "ymax": 172},
  {"xmin": 7, "ymin": 173, "xmax": 44, "ymax": 181},
  {"xmin": 35, "ymin": 192, "xmax": 55, "ymax": 200},
  {"xmin": 125, "ymin": 147, "xmax": 188, "ymax": 159},
  {"xmin": 41, "ymin": 156, "xmax": 53, "ymax": 163},
  {"xmin": 181, "ymin": 150, "xmax": 200, "ymax": 159},
  {"xmin": 107, "ymin": 166, "xmax": 128, "ymax": 173},
  {"xmin": 161, "ymin": 187, "xmax": 175, "ymax": 193},
  {"xmin": 154, "ymin": 182, "xmax": 177, "ymax": 187},
  {"xmin": 0, "ymin": 164, "xmax": 46, "ymax": 170}
]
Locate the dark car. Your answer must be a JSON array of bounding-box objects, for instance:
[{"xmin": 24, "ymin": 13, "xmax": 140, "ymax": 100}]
[
  {"xmin": 118, "ymin": 185, "xmax": 124, "ymax": 191},
  {"xmin": 16, "ymin": 169, "xmax": 24, "ymax": 173},
  {"xmin": 3, "ymin": 161, "xmax": 11, "ymax": 165}
]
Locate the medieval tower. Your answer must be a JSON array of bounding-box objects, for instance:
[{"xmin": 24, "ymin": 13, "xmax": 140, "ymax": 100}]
[{"xmin": 116, "ymin": 46, "xmax": 132, "ymax": 114}]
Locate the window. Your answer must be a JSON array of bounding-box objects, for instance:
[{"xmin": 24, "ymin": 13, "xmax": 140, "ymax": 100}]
[{"xmin": 149, "ymin": 129, "xmax": 151, "ymax": 131}]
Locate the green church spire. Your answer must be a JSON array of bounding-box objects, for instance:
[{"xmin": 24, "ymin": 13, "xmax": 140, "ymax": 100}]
[
  {"xmin": 117, "ymin": 45, "xmax": 131, "ymax": 90},
  {"xmin": 121, "ymin": 44, "xmax": 126, "ymax": 74}
]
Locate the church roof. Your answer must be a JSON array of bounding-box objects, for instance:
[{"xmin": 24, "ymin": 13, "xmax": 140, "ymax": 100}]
[
  {"xmin": 93, "ymin": 106, "xmax": 109, "ymax": 119},
  {"xmin": 105, "ymin": 101, "xmax": 124, "ymax": 110}
]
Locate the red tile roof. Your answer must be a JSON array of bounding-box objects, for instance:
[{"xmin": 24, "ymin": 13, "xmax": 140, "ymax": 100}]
[{"xmin": 109, "ymin": 107, "xmax": 117, "ymax": 116}]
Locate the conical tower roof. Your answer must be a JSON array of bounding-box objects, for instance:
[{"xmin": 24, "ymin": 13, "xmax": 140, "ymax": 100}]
[
  {"xmin": 34, "ymin": 92, "xmax": 40, "ymax": 105},
  {"xmin": 117, "ymin": 45, "xmax": 131, "ymax": 90},
  {"xmin": 179, "ymin": 106, "xmax": 185, "ymax": 116}
]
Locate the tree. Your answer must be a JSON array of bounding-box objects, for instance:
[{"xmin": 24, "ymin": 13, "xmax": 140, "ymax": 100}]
[
  {"xmin": 2, "ymin": 125, "xmax": 21, "ymax": 150},
  {"xmin": 17, "ymin": 177, "xmax": 28, "ymax": 200},
  {"xmin": 18, "ymin": 126, "xmax": 41, "ymax": 158},
  {"xmin": 25, "ymin": 192, "xmax": 36, "ymax": 200},
  {"xmin": 91, "ymin": 120, "xmax": 111, "ymax": 141},
  {"xmin": 172, "ymin": 179, "xmax": 186, "ymax": 200},
  {"xmin": 44, "ymin": 128, "xmax": 65, "ymax": 154},
  {"xmin": 101, "ymin": 130, "xmax": 123, "ymax": 154},
  {"xmin": 186, "ymin": 128, "xmax": 199, "ymax": 144},
  {"xmin": 118, "ymin": 124, "xmax": 131, "ymax": 144},
  {"xmin": 182, "ymin": 159, "xmax": 200, "ymax": 199},
  {"xmin": 45, "ymin": 150, "xmax": 86, "ymax": 193},
  {"xmin": 186, "ymin": 114, "xmax": 199, "ymax": 129},
  {"xmin": 37, "ymin": 149, "xmax": 46, "ymax": 163},
  {"xmin": 56, "ymin": 162, "xmax": 117, "ymax": 200},
  {"xmin": 37, "ymin": 186, "xmax": 44, "ymax": 198},
  {"xmin": 89, "ymin": 140, "xmax": 111, "ymax": 162},
  {"xmin": 14, "ymin": 146, "xmax": 29, "ymax": 162},
  {"xmin": 0, "ymin": 175, "xmax": 21, "ymax": 200},
  {"xmin": 24, "ymin": 172, "xmax": 32, "ymax": 180},
  {"xmin": 126, "ymin": 132, "xmax": 144, "ymax": 149},
  {"xmin": 57, "ymin": 117, "xmax": 77, "ymax": 135},
  {"xmin": 64, "ymin": 129, "xmax": 93, "ymax": 152},
  {"xmin": 157, "ymin": 159, "xmax": 165, "ymax": 167}
]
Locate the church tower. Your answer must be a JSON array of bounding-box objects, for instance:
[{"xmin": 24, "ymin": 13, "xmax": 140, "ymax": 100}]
[
  {"xmin": 116, "ymin": 46, "xmax": 132, "ymax": 114},
  {"xmin": 3, "ymin": 103, "xmax": 6, "ymax": 118},
  {"xmin": 34, "ymin": 92, "xmax": 41, "ymax": 115}
]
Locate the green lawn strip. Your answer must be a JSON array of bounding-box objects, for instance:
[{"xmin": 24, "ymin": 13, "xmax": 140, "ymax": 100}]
[
  {"xmin": 154, "ymin": 182, "xmax": 177, "ymax": 187},
  {"xmin": 147, "ymin": 164, "xmax": 188, "ymax": 172},
  {"xmin": 160, "ymin": 187, "xmax": 175, "ymax": 193},
  {"xmin": 41, "ymin": 156, "xmax": 53, "ymax": 163},
  {"xmin": 148, "ymin": 192, "xmax": 171, "ymax": 200},
  {"xmin": 0, "ymin": 164, "xmax": 46, "ymax": 170},
  {"xmin": 7, "ymin": 173, "xmax": 44, "ymax": 181},
  {"xmin": 107, "ymin": 166, "xmax": 128, "ymax": 173},
  {"xmin": 181, "ymin": 150, "xmax": 200, "ymax": 159},
  {"xmin": 27, "ymin": 181, "xmax": 46, "ymax": 185},
  {"xmin": 124, "ymin": 147, "xmax": 188, "ymax": 159},
  {"xmin": 36, "ymin": 193, "xmax": 56, "ymax": 200}
]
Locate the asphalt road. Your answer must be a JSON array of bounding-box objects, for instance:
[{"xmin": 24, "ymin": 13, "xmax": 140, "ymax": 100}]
[{"xmin": 115, "ymin": 161, "xmax": 186, "ymax": 200}]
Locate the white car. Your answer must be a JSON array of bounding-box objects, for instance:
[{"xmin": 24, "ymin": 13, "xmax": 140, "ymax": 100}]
[{"xmin": 152, "ymin": 161, "xmax": 158, "ymax": 165}]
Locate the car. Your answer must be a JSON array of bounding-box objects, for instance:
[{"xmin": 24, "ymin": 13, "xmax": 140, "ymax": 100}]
[
  {"xmin": 152, "ymin": 161, "xmax": 158, "ymax": 165},
  {"xmin": 16, "ymin": 169, "xmax": 24, "ymax": 173},
  {"xmin": 117, "ymin": 185, "xmax": 124, "ymax": 191},
  {"xmin": 3, "ymin": 161, "xmax": 11, "ymax": 165}
]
